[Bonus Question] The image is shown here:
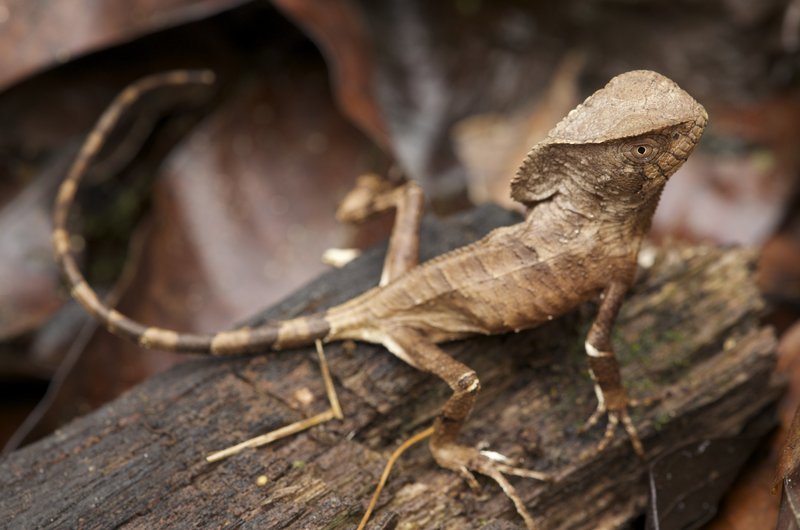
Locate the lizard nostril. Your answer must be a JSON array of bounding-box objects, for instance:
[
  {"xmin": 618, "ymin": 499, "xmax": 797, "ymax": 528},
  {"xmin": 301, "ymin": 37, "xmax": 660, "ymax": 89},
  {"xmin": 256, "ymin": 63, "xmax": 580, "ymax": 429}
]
[{"xmin": 672, "ymin": 132, "xmax": 680, "ymax": 140}]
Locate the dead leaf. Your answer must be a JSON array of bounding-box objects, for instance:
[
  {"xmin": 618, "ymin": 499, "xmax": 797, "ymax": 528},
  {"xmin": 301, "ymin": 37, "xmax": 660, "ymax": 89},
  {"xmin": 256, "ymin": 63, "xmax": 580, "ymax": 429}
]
[
  {"xmin": 452, "ymin": 52, "xmax": 584, "ymax": 208},
  {"xmin": 272, "ymin": 0, "xmax": 390, "ymax": 149},
  {"xmin": 8, "ymin": 25, "xmax": 391, "ymax": 444},
  {"xmin": 0, "ymin": 0, "xmax": 251, "ymax": 92},
  {"xmin": 0, "ymin": 156, "xmax": 70, "ymax": 341}
]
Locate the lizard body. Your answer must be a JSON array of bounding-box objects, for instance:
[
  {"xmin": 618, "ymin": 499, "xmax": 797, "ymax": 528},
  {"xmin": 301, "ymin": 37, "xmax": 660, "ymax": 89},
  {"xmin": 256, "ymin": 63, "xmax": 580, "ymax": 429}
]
[{"xmin": 53, "ymin": 69, "xmax": 707, "ymax": 528}]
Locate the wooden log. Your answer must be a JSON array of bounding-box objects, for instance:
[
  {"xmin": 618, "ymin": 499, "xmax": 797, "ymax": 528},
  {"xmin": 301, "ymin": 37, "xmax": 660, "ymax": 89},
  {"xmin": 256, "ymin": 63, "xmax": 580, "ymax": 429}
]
[{"xmin": 0, "ymin": 205, "xmax": 782, "ymax": 529}]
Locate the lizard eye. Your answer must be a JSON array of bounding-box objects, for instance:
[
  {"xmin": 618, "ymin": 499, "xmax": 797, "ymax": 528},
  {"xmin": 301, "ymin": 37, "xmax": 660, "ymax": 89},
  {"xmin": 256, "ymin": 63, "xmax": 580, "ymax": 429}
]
[{"xmin": 622, "ymin": 137, "xmax": 661, "ymax": 163}]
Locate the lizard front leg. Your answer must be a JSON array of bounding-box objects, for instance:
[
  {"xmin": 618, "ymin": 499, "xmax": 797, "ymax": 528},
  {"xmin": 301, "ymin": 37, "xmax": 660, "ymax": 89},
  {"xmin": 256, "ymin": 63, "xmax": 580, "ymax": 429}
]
[
  {"xmin": 383, "ymin": 328, "xmax": 548, "ymax": 529},
  {"xmin": 581, "ymin": 280, "xmax": 645, "ymax": 456}
]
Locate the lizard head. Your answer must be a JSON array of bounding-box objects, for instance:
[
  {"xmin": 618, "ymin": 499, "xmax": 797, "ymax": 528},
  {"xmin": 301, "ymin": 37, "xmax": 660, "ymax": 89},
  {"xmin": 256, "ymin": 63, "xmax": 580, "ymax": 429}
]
[{"xmin": 511, "ymin": 70, "xmax": 707, "ymax": 216}]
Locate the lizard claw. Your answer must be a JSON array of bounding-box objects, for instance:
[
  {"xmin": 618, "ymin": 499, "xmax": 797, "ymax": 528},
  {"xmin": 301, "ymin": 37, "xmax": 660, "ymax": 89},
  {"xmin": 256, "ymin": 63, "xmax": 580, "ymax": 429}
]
[
  {"xmin": 579, "ymin": 402, "xmax": 607, "ymax": 434},
  {"xmin": 580, "ymin": 401, "xmax": 646, "ymax": 459},
  {"xmin": 431, "ymin": 443, "xmax": 550, "ymax": 530},
  {"xmin": 454, "ymin": 463, "xmax": 481, "ymax": 492}
]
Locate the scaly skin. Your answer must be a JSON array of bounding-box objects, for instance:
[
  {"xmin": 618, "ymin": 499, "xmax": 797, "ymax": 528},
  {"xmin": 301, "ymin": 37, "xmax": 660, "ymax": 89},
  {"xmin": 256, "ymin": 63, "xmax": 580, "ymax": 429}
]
[{"xmin": 53, "ymin": 69, "xmax": 707, "ymax": 529}]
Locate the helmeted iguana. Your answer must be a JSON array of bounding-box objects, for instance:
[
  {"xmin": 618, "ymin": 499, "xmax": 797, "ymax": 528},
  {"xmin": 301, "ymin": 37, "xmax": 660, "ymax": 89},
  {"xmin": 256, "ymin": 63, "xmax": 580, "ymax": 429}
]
[{"xmin": 52, "ymin": 69, "xmax": 707, "ymax": 528}]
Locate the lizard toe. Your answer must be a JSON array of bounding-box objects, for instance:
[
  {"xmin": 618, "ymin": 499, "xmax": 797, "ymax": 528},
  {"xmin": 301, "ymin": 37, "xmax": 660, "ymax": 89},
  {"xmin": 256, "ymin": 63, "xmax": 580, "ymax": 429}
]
[
  {"xmin": 430, "ymin": 442, "xmax": 549, "ymax": 530},
  {"xmin": 580, "ymin": 406, "xmax": 645, "ymax": 459},
  {"xmin": 579, "ymin": 402, "xmax": 607, "ymax": 434}
]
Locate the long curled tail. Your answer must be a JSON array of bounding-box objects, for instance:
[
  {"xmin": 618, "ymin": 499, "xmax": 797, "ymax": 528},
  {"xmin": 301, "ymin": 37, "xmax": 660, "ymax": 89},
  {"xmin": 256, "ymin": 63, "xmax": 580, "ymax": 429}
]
[{"xmin": 52, "ymin": 71, "xmax": 330, "ymax": 355}]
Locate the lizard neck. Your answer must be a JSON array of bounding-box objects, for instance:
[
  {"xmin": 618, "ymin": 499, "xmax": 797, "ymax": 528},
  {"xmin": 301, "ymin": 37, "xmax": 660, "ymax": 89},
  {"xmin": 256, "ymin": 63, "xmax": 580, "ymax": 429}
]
[{"xmin": 521, "ymin": 187, "xmax": 661, "ymax": 256}]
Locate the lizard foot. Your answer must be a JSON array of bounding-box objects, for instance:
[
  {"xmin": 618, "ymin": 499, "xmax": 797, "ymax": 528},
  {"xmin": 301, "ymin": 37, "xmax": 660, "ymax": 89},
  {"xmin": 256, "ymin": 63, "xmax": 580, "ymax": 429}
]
[
  {"xmin": 579, "ymin": 400, "xmax": 648, "ymax": 458},
  {"xmin": 431, "ymin": 442, "xmax": 550, "ymax": 530}
]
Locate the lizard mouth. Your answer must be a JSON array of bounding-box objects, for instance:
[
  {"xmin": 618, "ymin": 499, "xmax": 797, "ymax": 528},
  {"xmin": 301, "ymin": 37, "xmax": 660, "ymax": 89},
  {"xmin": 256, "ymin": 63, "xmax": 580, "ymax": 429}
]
[
  {"xmin": 688, "ymin": 111, "xmax": 709, "ymax": 144},
  {"xmin": 666, "ymin": 113, "xmax": 708, "ymax": 174}
]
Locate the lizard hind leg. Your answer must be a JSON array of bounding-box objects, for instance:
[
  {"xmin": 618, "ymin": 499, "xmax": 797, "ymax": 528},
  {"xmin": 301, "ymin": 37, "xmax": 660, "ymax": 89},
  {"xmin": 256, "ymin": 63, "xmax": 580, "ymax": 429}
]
[
  {"xmin": 336, "ymin": 173, "xmax": 424, "ymax": 285},
  {"xmin": 383, "ymin": 329, "xmax": 549, "ymax": 529}
]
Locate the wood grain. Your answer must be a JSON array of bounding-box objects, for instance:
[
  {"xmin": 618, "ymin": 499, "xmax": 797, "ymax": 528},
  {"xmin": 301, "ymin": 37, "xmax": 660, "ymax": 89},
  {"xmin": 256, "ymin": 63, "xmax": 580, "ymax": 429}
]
[{"xmin": 0, "ymin": 205, "xmax": 781, "ymax": 529}]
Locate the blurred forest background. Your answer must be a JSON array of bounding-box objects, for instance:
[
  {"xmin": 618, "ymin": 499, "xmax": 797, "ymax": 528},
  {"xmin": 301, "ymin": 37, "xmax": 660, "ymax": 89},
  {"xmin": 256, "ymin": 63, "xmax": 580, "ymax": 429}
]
[{"xmin": 0, "ymin": 0, "xmax": 799, "ymax": 527}]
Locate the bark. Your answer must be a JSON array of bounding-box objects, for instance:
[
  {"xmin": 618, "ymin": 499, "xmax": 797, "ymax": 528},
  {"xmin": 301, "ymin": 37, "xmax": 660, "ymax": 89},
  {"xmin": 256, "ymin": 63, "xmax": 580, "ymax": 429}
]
[{"xmin": 0, "ymin": 205, "xmax": 782, "ymax": 529}]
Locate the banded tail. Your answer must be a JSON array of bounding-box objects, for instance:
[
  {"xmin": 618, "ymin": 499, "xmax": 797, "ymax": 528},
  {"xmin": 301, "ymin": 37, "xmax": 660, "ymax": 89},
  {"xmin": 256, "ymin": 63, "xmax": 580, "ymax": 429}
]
[{"xmin": 52, "ymin": 71, "xmax": 330, "ymax": 356}]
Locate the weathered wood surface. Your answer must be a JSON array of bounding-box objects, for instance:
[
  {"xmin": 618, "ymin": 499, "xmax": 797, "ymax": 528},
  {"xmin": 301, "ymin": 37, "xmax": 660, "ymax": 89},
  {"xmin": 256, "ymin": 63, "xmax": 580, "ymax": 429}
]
[{"xmin": 0, "ymin": 205, "xmax": 783, "ymax": 529}]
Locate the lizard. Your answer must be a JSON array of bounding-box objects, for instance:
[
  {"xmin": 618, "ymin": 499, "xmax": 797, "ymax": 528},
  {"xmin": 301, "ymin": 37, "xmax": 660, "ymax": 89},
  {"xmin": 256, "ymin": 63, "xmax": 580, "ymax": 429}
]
[{"xmin": 52, "ymin": 69, "xmax": 707, "ymax": 528}]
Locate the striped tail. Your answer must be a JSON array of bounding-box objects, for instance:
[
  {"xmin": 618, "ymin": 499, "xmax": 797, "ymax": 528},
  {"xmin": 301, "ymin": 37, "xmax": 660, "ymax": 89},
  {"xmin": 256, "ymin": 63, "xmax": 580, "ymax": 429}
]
[{"xmin": 52, "ymin": 71, "xmax": 330, "ymax": 356}]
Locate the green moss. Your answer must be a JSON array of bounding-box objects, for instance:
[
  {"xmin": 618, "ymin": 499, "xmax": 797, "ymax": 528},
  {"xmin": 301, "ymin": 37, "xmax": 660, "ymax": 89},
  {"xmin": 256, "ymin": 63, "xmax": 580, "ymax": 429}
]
[
  {"xmin": 629, "ymin": 376, "xmax": 656, "ymax": 394},
  {"xmin": 83, "ymin": 175, "xmax": 152, "ymax": 286},
  {"xmin": 652, "ymin": 411, "xmax": 672, "ymax": 431},
  {"xmin": 663, "ymin": 328, "xmax": 686, "ymax": 344}
]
